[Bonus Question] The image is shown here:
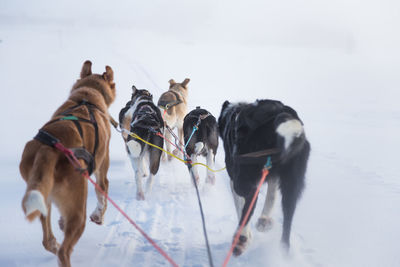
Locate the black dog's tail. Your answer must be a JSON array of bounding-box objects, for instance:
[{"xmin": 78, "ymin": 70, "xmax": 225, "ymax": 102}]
[
  {"xmin": 274, "ymin": 112, "xmax": 308, "ymax": 162},
  {"xmin": 201, "ymin": 116, "xmax": 219, "ymax": 151}
]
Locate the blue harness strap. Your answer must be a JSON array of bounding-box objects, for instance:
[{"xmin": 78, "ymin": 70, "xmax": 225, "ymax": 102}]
[
  {"xmin": 184, "ymin": 112, "xmax": 210, "ymax": 151},
  {"xmin": 184, "ymin": 126, "xmax": 198, "ymax": 150},
  {"xmin": 265, "ymin": 156, "xmax": 272, "ymax": 169}
]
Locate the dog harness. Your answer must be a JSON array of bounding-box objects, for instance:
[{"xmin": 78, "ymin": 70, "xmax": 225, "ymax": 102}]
[
  {"xmin": 158, "ymin": 90, "xmax": 184, "ymax": 110},
  {"xmin": 184, "ymin": 108, "xmax": 212, "ymax": 151},
  {"xmin": 34, "ymin": 100, "xmax": 101, "ymax": 174},
  {"xmin": 128, "ymin": 99, "xmax": 164, "ymax": 134}
]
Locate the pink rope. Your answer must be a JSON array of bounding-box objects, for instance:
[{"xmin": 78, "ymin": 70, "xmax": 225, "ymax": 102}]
[
  {"xmin": 222, "ymin": 168, "xmax": 270, "ymax": 267},
  {"xmin": 54, "ymin": 142, "xmax": 180, "ymax": 267}
]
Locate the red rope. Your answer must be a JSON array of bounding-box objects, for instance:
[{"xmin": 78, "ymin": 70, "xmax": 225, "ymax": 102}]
[
  {"xmin": 160, "ymin": 108, "xmax": 185, "ymax": 155},
  {"xmin": 156, "ymin": 132, "xmax": 185, "ymax": 155},
  {"xmin": 222, "ymin": 168, "xmax": 270, "ymax": 267},
  {"xmin": 54, "ymin": 142, "xmax": 180, "ymax": 267}
]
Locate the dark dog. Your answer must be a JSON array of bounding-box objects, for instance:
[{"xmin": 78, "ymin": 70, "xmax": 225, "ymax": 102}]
[
  {"xmin": 119, "ymin": 86, "xmax": 164, "ymax": 200},
  {"xmin": 218, "ymin": 99, "xmax": 310, "ymax": 255},
  {"xmin": 183, "ymin": 107, "xmax": 219, "ymax": 184}
]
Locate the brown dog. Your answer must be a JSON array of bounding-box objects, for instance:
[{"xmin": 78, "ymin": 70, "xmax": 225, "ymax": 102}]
[
  {"xmin": 19, "ymin": 61, "xmax": 116, "ymax": 267},
  {"xmin": 157, "ymin": 78, "xmax": 189, "ymax": 160}
]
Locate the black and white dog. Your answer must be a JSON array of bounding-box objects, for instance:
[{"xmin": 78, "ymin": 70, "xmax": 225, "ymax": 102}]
[
  {"xmin": 218, "ymin": 99, "xmax": 310, "ymax": 255},
  {"xmin": 183, "ymin": 107, "xmax": 219, "ymax": 184},
  {"xmin": 119, "ymin": 86, "xmax": 164, "ymax": 200}
]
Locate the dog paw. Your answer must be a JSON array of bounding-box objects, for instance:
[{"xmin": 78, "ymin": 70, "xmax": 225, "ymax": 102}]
[
  {"xmin": 90, "ymin": 209, "xmax": 104, "ymax": 225},
  {"xmin": 43, "ymin": 237, "xmax": 59, "ymax": 255},
  {"xmin": 206, "ymin": 174, "xmax": 216, "ymax": 185},
  {"xmin": 58, "ymin": 217, "xmax": 65, "ymax": 232},
  {"xmin": 233, "ymin": 235, "xmax": 250, "ymax": 256},
  {"xmin": 256, "ymin": 216, "xmax": 273, "ymax": 232},
  {"xmin": 136, "ymin": 191, "xmax": 145, "ymax": 201},
  {"xmin": 281, "ymin": 240, "xmax": 290, "ymax": 255}
]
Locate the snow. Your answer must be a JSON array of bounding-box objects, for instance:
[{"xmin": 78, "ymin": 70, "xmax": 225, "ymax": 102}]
[{"xmin": 1, "ymin": 0, "xmax": 400, "ymax": 266}]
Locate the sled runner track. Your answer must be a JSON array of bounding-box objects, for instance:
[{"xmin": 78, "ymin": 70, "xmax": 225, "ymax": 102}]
[
  {"xmin": 92, "ymin": 157, "xmax": 319, "ymax": 267},
  {"xmin": 126, "ymin": 205, "xmax": 165, "ymax": 266},
  {"xmin": 90, "ymin": 161, "xmax": 187, "ymax": 266},
  {"xmin": 137, "ymin": 194, "xmax": 187, "ymax": 267},
  {"xmin": 90, "ymin": 176, "xmax": 139, "ymax": 266}
]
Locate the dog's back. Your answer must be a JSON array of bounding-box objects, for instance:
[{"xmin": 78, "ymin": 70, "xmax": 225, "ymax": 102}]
[
  {"xmin": 183, "ymin": 107, "xmax": 219, "ymax": 184},
  {"xmin": 183, "ymin": 107, "xmax": 218, "ymax": 157},
  {"xmin": 119, "ymin": 87, "xmax": 163, "ymax": 156},
  {"xmin": 157, "ymin": 79, "xmax": 189, "ymax": 126},
  {"xmin": 157, "ymin": 78, "xmax": 190, "ymax": 160},
  {"xmin": 19, "ymin": 61, "xmax": 116, "ymax": 266},
  {"xmin": 235, "ymin": 100, "xmax": 307, "ymax": 164},
  {"xmin": 218, "ymin": 99, "xmax": 310, "ymax": 253},
  {"xmin": 119, "ymin": 87, "xmax": 164, "ymax": 200}
]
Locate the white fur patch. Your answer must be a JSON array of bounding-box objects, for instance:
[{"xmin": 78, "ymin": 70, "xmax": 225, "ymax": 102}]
[
  {"xmin": 127, "ymin": 140, "xmax": 142, "ymax": 157},
  {"xmin": 276, "ymin": 119, "xmax": 303, "ymax": 149},
  {"xmin": 130, "ymin": 98, "xmax": 148, "ymax": 115},
  {"xmin": 24, "ymin": 190, "xmax": 47, "ymax": 217},
  {"xmin": 124, "ymin": 98, "xmax": 148, "ymax": 126},
  {"xmin": 194, "ymin": 142, "xmax": 204, "ymax": 154}
]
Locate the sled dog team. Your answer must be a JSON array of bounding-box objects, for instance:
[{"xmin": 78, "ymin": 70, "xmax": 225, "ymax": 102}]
[{"xmin": 19, "ymin": 61, "xmax": 310, "ymax": 266}]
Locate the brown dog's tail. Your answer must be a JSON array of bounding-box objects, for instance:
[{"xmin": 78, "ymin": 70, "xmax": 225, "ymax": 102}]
[{"xmin": 22, "ymin": 147, "xmax": 58, "ymax": 222}]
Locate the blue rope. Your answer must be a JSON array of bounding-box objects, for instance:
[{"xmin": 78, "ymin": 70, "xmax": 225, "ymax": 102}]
[
  {"xmin": 184, "ymin": 126, "xmax": 198, "ymax": 150},
  {"xmin": 265, "ymin": 156, "xmax": 272, "ymax": 169}
]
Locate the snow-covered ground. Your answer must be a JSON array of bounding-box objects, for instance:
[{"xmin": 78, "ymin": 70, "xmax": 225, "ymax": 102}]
[{"xmin": 1, "ymin": 1, "xmax": 400, "ymax": 266}]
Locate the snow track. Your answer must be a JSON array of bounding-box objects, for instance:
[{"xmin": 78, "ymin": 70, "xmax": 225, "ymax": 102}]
[
  {"xmin": 93, "ymin": 159, "xmax": 216, "ymax": 267},
  {"xmin": 89, "ymin": 151, "xmax": 317, "ymax": 267}
]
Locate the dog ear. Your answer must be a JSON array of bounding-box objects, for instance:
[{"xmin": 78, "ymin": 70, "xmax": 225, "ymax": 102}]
[
  {"xmin": 132, "ymin": 85, "xmax": 137, "ymax": 96},
  {"xmin": 169, "ymin": 79, "xmax": 176, "ymax": 88},
  {"xmin": 181, "ymin": 78, "xmax": 190, "ymax": 88},
  {"xmin": 80, "ymin": 60, "xmax": 92, "ymax": 78},
  {"xmin": 103, "ymin": 66, "xmax": 114, "ymax": 82},
  {"xmin": 222, "ymin": 100, "xmax": 230, "ymax": 110}
]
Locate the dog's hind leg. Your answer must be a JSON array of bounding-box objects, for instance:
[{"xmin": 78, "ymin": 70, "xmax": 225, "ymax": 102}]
[
  {"xmin": 57, "ymin": 214, "xmax": 86, "ymax": 267},
  {"xmin": 129, "ymin": 155, "xmax": 145, "ymax": 200},
  {"xmin": 41, "ymin": 203, "xmax": 59, "ymax": 254},
  {"xmin": 164, "ymin": 129, "xmax": 173, "ymax": 161},
  {"xmin": 57, "ymin": 175, "xmax": 87, "ymax": 267},
  {"xmin": 147, "ymin": 136, "xmax": 163, "ymax": 194},
  {"xmin": 90, "ymin": 154, "xmax": 110, "ymax": 225},
  {"xmin": 256, "ymin": 177, "xmax": 278, "ymax": 232},
  {"xmin": 205, "ymin": 149, "xmax": 216, "ymax": 185},
  {"xmin": 230, "ymin": 181, "xmax": 253, "ymax": 256},
  {"xmin": 280, "ymin": 166, "xmax": 306, "ymax": 250},
  {"xmin": 21, "ymin": 147, "xmax": 57, "ymax": 222}
]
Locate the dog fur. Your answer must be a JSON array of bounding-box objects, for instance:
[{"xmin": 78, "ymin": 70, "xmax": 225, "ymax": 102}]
[
  {"xmin": 19, "ymin": 61, "xmax": 116, "ymax": 267},
  {"xmin": 183, "ymin": 107, "xmax": 219, "ymax": 185},
  {"xmin": 119, "ymin": 86, "xmax": 164, "ymax": 200},
  {"xmin": 157, "ymin": 78, "xmax": 190, "ymax": 160},
  {"xmin": 218, "ymin": 99, "xmax": 310, "ymax": 256}
]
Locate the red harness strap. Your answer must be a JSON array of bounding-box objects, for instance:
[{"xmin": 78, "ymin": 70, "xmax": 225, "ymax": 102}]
[{"xmin": 222, "ymin": 168, "xmax": 270, "ymax": 267}]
